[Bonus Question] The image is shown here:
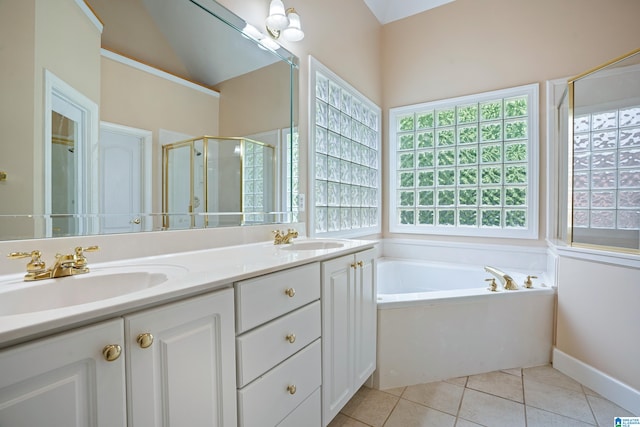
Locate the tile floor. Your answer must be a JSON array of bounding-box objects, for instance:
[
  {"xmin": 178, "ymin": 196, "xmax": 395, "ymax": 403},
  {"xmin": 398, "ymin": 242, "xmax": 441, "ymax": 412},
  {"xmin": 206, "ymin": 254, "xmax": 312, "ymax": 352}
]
[{"xmin": 328, "ymin": 365, "xmax": 637, "ymax": 427}]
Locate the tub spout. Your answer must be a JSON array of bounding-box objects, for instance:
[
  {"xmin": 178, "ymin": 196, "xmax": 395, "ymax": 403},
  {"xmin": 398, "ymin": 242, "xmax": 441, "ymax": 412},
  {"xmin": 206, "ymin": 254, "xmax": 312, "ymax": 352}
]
[{"xmin": 484, "ymin": 266, "xmax": 518, "ymax": 290}]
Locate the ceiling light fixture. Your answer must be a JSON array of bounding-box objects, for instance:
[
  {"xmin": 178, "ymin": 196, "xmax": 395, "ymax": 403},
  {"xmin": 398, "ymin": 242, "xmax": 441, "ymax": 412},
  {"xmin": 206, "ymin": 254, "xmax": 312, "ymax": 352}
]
[{"xmin": 265, "ymin": 0, "xmax": 304, "ymax": 42}]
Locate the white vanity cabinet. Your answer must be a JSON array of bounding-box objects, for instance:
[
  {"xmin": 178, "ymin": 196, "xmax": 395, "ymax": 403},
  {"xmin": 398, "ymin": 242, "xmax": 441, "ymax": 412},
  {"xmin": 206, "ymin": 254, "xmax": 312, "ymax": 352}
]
[
  {"xmin": 125, "ymin": 288, "xmax": 237, "ymax": 427},
  {"xmin": 235, "ymin": 263, "xmax": 322, "ymax": 427},
  {"xmin": 0, "ymin": 288, "xmax": 236, "ymax": 427},
  {"xmin": 0, "ymin": 319, "xmax": 127, "ymax": 426},
  {"xmin": 321, "ymin": 249, "xmax": 376, "ymax": 426}
]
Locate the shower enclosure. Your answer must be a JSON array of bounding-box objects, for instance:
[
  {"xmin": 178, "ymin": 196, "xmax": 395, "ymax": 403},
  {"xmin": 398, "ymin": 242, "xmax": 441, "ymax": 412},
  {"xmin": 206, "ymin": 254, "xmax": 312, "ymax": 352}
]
[
  {"xmin": 162, "ymin": 136, "xmax": 276, "ymax": 229},
  {"xmin": 559, "ymin": 48, "xmax": 640, "ymax": 252}
]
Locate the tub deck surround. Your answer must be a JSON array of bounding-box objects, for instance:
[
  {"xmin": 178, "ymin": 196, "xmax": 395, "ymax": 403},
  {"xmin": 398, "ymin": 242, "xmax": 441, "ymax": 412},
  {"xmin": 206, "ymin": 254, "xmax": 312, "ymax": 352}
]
[
  {"xmin": 374, "ymin": 258, "xmax": 556, "ymax": 390},
  {"xmin": 0, "ymin": 238, "xmax": 376, "ymax": 348}
]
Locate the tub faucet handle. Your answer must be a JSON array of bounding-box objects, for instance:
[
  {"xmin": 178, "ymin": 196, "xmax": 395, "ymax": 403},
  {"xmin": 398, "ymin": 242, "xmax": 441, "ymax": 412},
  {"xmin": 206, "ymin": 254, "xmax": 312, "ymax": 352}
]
[
  {"xmin": 524, "ymin": 275, "xmax": 538, "ymax": 288},
  {"xmin": 485, "ymin": 278, "xmax": 498, "ymax": 292}
]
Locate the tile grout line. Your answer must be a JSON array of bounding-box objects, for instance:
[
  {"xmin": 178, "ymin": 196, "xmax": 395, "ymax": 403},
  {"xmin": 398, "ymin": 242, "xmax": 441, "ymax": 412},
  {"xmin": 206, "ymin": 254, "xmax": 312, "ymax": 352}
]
[
  {"xmin": 583, "ymin": 386, "xmax": 600, "ymax": 427},
  {"xmin": 522, "ymin": 369, "xmax": 528, "ymax": 427},
  {"xmin": 380, "ymin": 392, "xmax": 403, "ymax": 427}
]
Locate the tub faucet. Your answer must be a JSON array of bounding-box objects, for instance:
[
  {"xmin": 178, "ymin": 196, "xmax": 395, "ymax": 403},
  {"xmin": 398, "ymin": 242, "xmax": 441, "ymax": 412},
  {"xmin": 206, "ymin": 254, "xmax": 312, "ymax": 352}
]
[{"xmin": 484, "ymin": 266, "xmax": 518, "ymax": 290}]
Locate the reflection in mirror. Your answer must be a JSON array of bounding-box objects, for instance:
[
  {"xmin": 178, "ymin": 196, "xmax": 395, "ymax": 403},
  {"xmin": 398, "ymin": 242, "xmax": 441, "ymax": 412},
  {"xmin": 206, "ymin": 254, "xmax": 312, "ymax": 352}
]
[
  {"xmin": 0, "ymin": 0, "xmax": 298, "ymax": 241},
  {"xmin": 162, "ymin": 136, "xmax": 276, "ymax": 230}
]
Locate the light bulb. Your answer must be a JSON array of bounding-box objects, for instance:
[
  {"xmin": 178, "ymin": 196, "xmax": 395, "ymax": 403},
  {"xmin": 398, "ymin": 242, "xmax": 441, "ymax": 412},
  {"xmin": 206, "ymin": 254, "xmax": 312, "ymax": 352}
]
[
  {"xmin": 282, "ymin": 9, "xmax": 304, "ymax": 42},
  {"xmin": 265, "ymin": 0, "xmax": 289, "ymax": 31}
]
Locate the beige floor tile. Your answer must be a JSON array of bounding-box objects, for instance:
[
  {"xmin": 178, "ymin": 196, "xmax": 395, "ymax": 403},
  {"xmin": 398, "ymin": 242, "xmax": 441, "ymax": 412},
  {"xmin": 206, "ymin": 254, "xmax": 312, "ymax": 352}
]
[
  {"xmin": 445, "ymin": 376, "xmax": 468, "ymax": 387},
  {"xmin": 582, "ymin": 385, "xmax": 601, "ymax": 397},
  {"xmin": 587, "ymin": 394, "xmax": 637, "ymax": 424},
  {"xmin": 328, "ymin": 413, "xmax": 372, "ymax": 427},
  {"xmin": 523, "ymin": 365, "xmax": 584, "ymax": 392},
  {"xmin": 381, "ymin": 386, "xmax": 406, "ymax": 397},
  {"xmin": 384, "ymin": 399, "xmax": 456, "ymax": 427},
  {"xmin": 501, "ymin": 368, "xmax": 522, "ymax": 377},
  {"xmin": 402, "ymin": 381, "xmax": 464, "ymax": 416},
  {"xmin": 454, "ymin": 418, "xmax": 484, "ymax": 427},
  {"xmin": 341, "ymin": 387, "xmax": 399, "ymax": 427},
  {"xmin": 459, "ymin": 388, "xmax": 526, "ymax": 427},
  {"xmin": 524, "ymin": 379, "xmax": 596, "ymax": 424},
  {"xmin": 526, "ymin": 406, "xmax": 597, "ymax": 426},
  {"xmin": 467, "ymin": 371, "xmax": 524, "ymax": 403}
]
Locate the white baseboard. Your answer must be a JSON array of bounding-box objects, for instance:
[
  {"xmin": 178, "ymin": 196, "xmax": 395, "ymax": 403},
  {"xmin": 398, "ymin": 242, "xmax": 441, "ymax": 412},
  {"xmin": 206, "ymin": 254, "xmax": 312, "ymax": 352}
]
[{"xmin": 553, "ymin": 348, "xmax": 640, "ymax": 415}]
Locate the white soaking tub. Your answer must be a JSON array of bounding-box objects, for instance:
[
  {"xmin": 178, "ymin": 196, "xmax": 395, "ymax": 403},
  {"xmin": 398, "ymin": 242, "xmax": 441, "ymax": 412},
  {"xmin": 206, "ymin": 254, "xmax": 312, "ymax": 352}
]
[{"xmin": 373, "ymin": 258, "xmax": 556, "ymax": 390}]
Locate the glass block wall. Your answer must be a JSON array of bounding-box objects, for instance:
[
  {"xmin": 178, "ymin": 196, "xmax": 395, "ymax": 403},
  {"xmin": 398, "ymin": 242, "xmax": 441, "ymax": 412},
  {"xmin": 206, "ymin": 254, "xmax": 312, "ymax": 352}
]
[
  {"xmin": 311, "ymin": 59, "xmax": 381, "ymax": 236},
  {"xmin": 573, "ymin": 106, "xmax": 640, "ymax": 230},
  {"xmin": 390, "ymin": 84, "xmax": 538, "ymax": 238},
  {"xmin": 286, "ymin": 129, "xmax": 300, "ymax": 220}
]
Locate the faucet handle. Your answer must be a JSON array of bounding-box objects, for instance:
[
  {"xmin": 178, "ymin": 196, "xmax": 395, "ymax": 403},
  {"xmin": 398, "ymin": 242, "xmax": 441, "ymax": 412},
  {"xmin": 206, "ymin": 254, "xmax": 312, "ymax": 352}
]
[
  {"xmin": 8, "ymin": 250, "xmax": 47, "ymax": 279},
  {"xmin": 485, "ymin": 278, "xmax": 498, "ymax": 292},
  {"xmin": 524, "ymin": 275, "xmax": 538, "ymax": 289},
  {"xmin": 74, "ymin": 246, "xmax": 99, "ymax": 270}
]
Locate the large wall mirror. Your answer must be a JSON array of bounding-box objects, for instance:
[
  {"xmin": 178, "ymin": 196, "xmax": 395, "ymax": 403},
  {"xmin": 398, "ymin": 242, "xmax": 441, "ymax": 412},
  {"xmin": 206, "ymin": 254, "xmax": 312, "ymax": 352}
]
[{"xmin": 0, "ymin": 0, "xmax": 299, "ymax": 241}]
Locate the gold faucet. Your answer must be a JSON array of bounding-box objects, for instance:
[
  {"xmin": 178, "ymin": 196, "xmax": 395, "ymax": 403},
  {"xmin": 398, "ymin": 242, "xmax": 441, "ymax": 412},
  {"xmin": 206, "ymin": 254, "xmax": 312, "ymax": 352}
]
[
  {"xmin": 273, "ymin": 229, "xmax": 299, "ymax": 245},
  {"xmin": 8, "ymin": 246, "xmax": 99, "ymax": 281},
  {"xmin": 484, "ymin": 265, "xmax": 518, "ymax": 290}
]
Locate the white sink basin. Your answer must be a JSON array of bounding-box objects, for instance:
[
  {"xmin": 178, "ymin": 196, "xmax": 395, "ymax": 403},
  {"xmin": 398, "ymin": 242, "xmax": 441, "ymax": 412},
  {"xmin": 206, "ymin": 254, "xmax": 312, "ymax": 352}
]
[
  {"xmin": 281, "ymin": 240, "xmax": 345, "ymax": 251},
  {"xmin": 0, "ymin": 265, "xmax": 188, "ymax": 316}
]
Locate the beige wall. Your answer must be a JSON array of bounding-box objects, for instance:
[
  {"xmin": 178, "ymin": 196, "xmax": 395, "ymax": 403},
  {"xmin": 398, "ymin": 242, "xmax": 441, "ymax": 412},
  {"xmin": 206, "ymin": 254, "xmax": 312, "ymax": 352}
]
[
  {"xmin": 216, "ymin": 61, "xmax": 291, "ymax": 137},
  {"xmin": 381, "ymin": 0, "xmax": 640, "ymax": 245},
  {"xmin": 100, "ymin": 56, "xmax": 220, "ymax": 212},
  {"xmin": 556, "ymin": 257, "xmax": 640, "ymax": 391}
]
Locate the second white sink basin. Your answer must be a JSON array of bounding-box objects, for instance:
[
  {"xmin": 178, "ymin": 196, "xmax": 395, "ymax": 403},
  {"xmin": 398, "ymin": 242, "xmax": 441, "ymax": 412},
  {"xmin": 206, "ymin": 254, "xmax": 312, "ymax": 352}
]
[
  {"xmin": 281, "ymin": 240, "xmax": 345, "ymax": 251},
  {"xmin": 0, "ymin": 265, "xmax": 188, "ymax": 316}
]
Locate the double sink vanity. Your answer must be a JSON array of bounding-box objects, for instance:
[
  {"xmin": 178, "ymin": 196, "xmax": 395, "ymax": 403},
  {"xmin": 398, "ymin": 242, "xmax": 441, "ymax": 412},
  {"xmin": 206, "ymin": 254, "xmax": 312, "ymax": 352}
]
[{"xmin": 0, "ymin": 235, "xmax": 377, "ymax": 427}]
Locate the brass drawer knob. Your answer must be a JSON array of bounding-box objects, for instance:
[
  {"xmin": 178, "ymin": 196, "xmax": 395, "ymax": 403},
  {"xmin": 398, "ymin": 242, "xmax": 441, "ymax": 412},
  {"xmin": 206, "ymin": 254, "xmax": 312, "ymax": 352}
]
[
  {"xmin": 284, "ymin": 288, "xmax": 296, "ymax": 298},
  {"xmin": 357, "ymin": 261, "xmax": 364, "ymax": 268},
  {"xmin": 136, "ymin": 333, "xmax": 154, "ymax": 349},
  {"xmin": 287, "ymin": 384, "xmax": 297, "ymax": 395},
  {"xmin": 102, "ymin": 344, "xmax": 122, "ymax": 362},
  {"xmin": 285, "ymin": 333, "xmax": 296, "ymax": 344}
]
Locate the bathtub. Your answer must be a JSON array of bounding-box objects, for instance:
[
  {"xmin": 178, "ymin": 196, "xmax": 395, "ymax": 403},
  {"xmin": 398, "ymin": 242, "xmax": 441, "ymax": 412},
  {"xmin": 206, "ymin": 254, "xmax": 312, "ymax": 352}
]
[{"xmin": 373, "ymin": 258, "xmax": 556, "ymax": 390}]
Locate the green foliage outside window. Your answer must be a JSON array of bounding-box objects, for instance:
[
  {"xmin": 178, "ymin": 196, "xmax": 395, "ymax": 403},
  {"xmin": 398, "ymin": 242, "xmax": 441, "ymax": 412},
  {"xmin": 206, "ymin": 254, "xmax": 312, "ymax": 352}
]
[
  {"xmin": 418, "ymin": 171, "xmax": 434, "ymax": 187},
  {"xmin": 400, "ymin": 191, "xmax": 414, "ymax": 206},
  {"xmin": 481, "ymin": 123, "xmax": 502, "ymax": 141},
  {"xmin": 505, "ymin": 188, "xmax": 526, "ymax": 206},
  {"xmin": 419, "ymin": 191, "xmax": 434, "ymax": 206},
  {"xmin": 399, "ymin": 115, "xmax": 414, "ymax": 131},
  {"xmin": 400, "ymin": 172, "xmax": 414, "ymax": 188},
  {"xmin": 437, "ymin": 129, "xmax": 455, "ymax": 146},
  {"xmin": 437, "ymin": 109, "xmax": 455, "ymax": 127},
  {"xmin": 505, "ymin": 98, "xmax": 527, "ymax": 117},
  {"xmin": 438, "ymin": 170, "xmax": 455, "ymax": 186},
  {"xmin": 418, "ymin": 132, "xmax": 434, "ymax": 148},
  {"xmin": 458, "ymin": 126, "xmax": 478, "ymax": 144},
  {"xmin": 459, "ymin": 189, "xmax": 477, "ymax": 205},
  {"xmin": 505, "ymin": 166, "xmax": 527, "ymax": 184},
  {"xmin": 438, "ymin": 210, "xmax": 455, "ymax": 225},
  {"xmin": 459, "ymin": 210, "xmax": 477, "ymax": 226},
  {"xmin": 457, "ymin": 105, "xmax": 478, "ymax": 124},
  {"xmin": 482, "ymin": 210, "xmax": 501, "ymax": 227},
  {"xmin": 459, "ymin": 148, "xmax": 477, "ymax": 165},
  {"xmin": 505, "ymin": 121, "xmax": 527, "ymax": 139},
  {"xmin": 418, "ymin": 210, "xmax": 434, "ymax": 224},
  {"xmin": 482, "ymin": 145, "xmax": 501, "ymax": 163},
  {"xmin": 481, "ymin": 101, "xmax": 502, "ymax": 121},
  {"xmin": 438, "ymin": 190, "xmax": 455, "ymax": 206},
  {"xmin": 399, "ymin": 153, "xmax": 414, "ymax": 169},
  {"xmin": 418, "ymin": 152, "xmax": 434, "ymax": 168},
  {"xmin": 482, "ymin": 189, "xmax": 501, "ymax": 205},
  {"xmin": 438, "ymin": 150, "xmax": 455, "ymax": 166},
  {"xmin": 505, "ymin": 143, "xmax": 527, "ymax": 162},
  {"xmin": 505, "ymin": 210, "xmax": 526, "ymax": 227},
  {"xmin": 399, "ymin": 134, "xmax": 414, "ymax": 150},
  {"xmin": 482, "ymin": 167, "xmax": 501, "ymax": 184},
  {"xmin": 400, "ymin": 210, "xmax": 415, "ymax": 224},
  {"xmin": 417, "ymin": 112, "xmax": 434, "ymax": 129}
]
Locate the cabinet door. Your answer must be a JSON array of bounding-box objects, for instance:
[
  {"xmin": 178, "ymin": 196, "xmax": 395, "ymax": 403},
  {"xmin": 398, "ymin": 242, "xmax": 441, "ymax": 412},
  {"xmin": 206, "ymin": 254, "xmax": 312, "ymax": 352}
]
[
  {"xmin": 0, "ymin": 319, "xmax": 126, "ymax": 427},
  {"xmin": 354, "ymin": 249, "xmax": 377, "ymax": 386},
  {"xmin": 125, "ymin": 288, "xmax": 237, "ymax": 427},
  {"xmin": 321, "ymin": 253, "xmax": 355, "ymax": 425}
]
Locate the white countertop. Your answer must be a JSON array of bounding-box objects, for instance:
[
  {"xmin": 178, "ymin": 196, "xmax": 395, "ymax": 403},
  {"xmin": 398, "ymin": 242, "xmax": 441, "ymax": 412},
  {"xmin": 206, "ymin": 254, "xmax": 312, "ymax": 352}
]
[{"xmin": 0, "ymin": 238, "xmax": 376, "ymax": 348}]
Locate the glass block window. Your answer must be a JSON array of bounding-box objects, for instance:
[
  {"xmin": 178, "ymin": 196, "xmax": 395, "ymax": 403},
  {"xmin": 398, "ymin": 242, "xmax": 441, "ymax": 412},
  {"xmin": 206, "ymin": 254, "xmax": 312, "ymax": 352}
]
[
  {"xmin": 390, "ymin": 84, "xmax": 539, "ymax": 239},
  {"xmin": 285, "ymin": 128, "xmax": 300, "ymax": 219},
  {"xmin": 573, "ymin": 106, "xmax": 640, "ymax": 231},
  {"xmin": 309, "ymin": 58, "xmax": 381, "ymax": 237}
]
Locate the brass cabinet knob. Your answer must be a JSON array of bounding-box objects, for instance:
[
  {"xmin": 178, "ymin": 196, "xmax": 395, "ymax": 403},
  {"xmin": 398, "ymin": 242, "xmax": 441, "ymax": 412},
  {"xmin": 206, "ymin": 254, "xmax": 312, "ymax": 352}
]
[
  {"xmin": 284, "ymin": 288, "xmax": 296, "ymax": 298},
  {"xmin": 285, "ymin": 333, "xmax": 296, "ymax": 344},
  {"xmin": 131, "ymin": 217, "xmax": 141, "ymax": 225},
  {"xmin": 102, "ymin": 344, "xmax": 122, "ymax": 362},
  {"xmin": 136, "ymin": 333, "xmax": 154, "ymax": 349},
  {"xmin": 287, "ymin": 384, "xmax": 297, "ymax": 395},
  {"xmin": 350, "ymin": 262, "xmax": 357, "ymax": 269},
  {"xmin": 357, "ymin": 261, "xmax": 364, "ymax": 268}
]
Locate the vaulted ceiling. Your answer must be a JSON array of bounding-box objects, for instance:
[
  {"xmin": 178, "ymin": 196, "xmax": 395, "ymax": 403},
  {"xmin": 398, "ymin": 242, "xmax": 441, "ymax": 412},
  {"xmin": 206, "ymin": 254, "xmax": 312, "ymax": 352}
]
[{"xmin": 362, "ymin": 0, "xmax": 455, "ymax": 24}]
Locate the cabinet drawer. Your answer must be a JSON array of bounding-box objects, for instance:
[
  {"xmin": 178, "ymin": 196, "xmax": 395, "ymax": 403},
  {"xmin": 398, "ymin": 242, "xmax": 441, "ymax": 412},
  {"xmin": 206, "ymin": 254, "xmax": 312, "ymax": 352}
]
[
  {"xmin": 237, "ymin": 339, "xmax": 321, "ymax": 427},
  {"xmin": 237, "ymin": 301, "xmax": 320, "ymax": 387},
  {"xmin": 277, "ymin": 387, "xmax": 321, "ymax": 427},
  {"xmin": 235, "ymin": 263, "xmax": 320, "ymax": 333}
]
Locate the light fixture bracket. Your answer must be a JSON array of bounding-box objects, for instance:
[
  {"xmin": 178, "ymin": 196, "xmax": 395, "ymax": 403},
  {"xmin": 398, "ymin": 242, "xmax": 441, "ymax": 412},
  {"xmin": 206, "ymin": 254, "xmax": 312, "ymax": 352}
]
[{"xmin": 266, "ymin": 7, "xmax": 298, "ymax": 40}]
